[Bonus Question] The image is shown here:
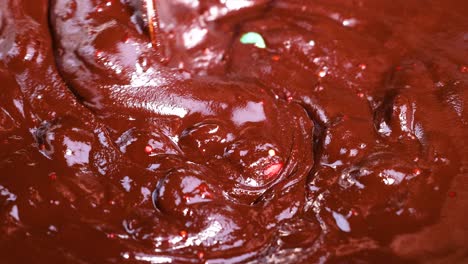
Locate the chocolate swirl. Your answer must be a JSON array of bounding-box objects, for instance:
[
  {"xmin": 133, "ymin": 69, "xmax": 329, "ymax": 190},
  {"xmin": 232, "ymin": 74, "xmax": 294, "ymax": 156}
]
[{"xmin": 0, "ymin": 0, "xmax": 467, "ymax": 263}]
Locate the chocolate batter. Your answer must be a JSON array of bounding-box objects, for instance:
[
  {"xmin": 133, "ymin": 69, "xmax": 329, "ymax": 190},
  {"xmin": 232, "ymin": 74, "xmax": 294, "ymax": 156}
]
[{"xmin": 0, "ymin": 0, "xmax": 467, "ymax": 263}]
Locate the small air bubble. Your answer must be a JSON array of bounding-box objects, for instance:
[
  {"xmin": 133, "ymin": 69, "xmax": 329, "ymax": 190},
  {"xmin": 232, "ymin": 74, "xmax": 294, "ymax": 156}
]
[
  {"xmin": 268, "ymin": 149, "xmax": 276, "ymax": 156},
  {"xmin": 49, "ymin": 200, "xmax": 60, "ymax": 205},
  {"xmin": 342, "ymin": 18, "xmax": 357, "ymax": 27},
  {"xmin": 318, "ymin": 69, "xmax": 327, "ymax": 78}
]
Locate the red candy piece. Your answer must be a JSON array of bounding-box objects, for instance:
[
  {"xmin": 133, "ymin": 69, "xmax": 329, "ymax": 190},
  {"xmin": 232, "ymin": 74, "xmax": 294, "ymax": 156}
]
[
  {"xmin": 263, "ymin": 163, "xmax": 283, "ymax": 179},
  {"xmin": 49, "ymin": 172, "xmax": 57, "ymax": 181},
  {"xmin": 144, "ymin": 145, "xmax": 153, "ymax": 154}
]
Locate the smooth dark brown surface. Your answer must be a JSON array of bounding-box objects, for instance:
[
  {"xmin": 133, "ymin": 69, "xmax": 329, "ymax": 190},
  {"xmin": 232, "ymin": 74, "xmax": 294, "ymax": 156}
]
[{"xmin": 0, "ymin": 0, "xmax": 467, "ymax": 263}]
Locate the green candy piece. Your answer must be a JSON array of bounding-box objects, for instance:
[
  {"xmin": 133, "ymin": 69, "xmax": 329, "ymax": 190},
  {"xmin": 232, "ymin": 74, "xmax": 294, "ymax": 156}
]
[{"xmin": 240, "ymin": 32, "xmax": 266, "ymax": 49}]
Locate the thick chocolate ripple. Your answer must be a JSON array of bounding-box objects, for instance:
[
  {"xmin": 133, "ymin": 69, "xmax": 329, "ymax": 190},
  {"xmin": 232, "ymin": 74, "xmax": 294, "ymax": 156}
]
[{"xmin": 0, "ymin": 0, "xmax": 467, "ymax": 263}]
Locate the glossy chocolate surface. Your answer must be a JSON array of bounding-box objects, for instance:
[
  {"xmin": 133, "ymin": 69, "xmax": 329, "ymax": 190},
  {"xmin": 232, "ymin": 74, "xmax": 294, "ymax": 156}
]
[{"xmin": 0, "ymin": 0, "xmax": 467, "ymax": 263}]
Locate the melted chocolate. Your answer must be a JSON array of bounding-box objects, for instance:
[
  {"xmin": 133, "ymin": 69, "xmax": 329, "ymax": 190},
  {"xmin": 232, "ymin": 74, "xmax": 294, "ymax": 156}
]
[{"xmin": 0, "ymin": 0, "xmax": 467, "ymax": 263}]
